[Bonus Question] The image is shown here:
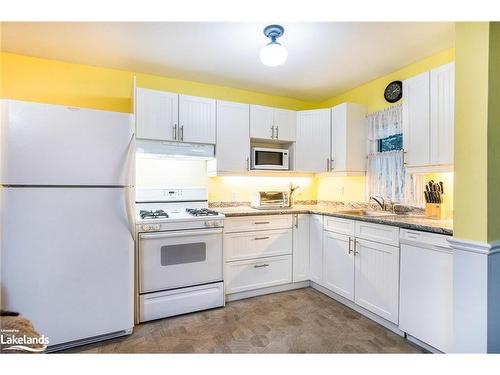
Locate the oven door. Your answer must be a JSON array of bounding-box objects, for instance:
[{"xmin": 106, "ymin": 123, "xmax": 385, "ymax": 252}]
[{"xmin": 139, "ymin": 228, "xmax": 223, "ymax": 293}]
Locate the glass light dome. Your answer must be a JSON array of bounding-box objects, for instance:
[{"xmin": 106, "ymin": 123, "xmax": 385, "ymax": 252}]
[{"xmin": 259, "ymin": 41, "xmax": 288, "ymax": 67}]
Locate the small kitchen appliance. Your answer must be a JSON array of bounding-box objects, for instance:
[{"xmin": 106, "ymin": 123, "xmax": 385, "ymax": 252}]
[
  {"xmin": 251, "ymin": 191, "xmax": 290, "ymax": 209},
  {"xmin": 251, "ymin": 147, "xmax": 289, "ymax": 170}
]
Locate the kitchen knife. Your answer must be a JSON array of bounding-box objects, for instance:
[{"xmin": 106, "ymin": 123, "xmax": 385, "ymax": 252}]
[{"xmin": 439, "ymin": 181, "xmax": 444, "ymax": 194}]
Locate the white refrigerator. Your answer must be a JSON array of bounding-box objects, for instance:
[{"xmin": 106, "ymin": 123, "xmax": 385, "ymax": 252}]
[{"xmin": 0, "ymin": 100, "xmax": 135, "ymax": 349}]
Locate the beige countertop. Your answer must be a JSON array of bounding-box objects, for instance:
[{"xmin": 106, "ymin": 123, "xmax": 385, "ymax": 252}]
[{"xmin": 212, "ymin": 204, "xmax": 453, "ymax": 236}]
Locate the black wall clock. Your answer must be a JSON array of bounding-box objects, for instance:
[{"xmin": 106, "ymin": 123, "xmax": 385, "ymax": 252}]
[{"xmin": 384, "ymin": 80, "xmax": 403, "ymax": 103}]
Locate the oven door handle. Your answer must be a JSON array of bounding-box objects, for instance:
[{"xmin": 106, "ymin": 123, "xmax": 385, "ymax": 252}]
[{"xmin": 139, "ymin": 228, "xmax": 223, "ymax": 239}]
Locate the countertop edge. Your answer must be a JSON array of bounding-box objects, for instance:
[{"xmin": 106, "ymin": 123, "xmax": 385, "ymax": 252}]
[{"xmin": 216, "ymin": 208, "xmax": 453, "ymax": 236}]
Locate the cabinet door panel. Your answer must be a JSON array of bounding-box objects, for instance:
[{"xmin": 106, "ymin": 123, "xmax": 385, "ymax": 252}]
[
  {"xmin": 295, "ymin": 109, "xmax": 331, "ymax": 172},
  {"xmin": 293, "ymin": 214, "xmax": 310, "ymax": 282},
  {"xmin": 274, "ymin": 108, "xmax": 296, "ymax": 142},
  {"xmin": 430, "ymin": 62, "xmax": 454, "ymax": 166},
  {"xmin": 323, "ymin": 231, "xmax": 355, "ymax": 300},
  {"xmin": 403, "ymin": 72, "xmax": 430, "ymax": 167},
  {"xmin": 179, "ymin": 95, "xmax": 216, "ymax": 144},
  {"xmin": 136, "ymin": 88, "xmax": 178, "ymax": 141},
  {"xmin": 250, "ymin": 105, "xmax": 274, "ymax": 140},
  {"xmin": 354, "ymin": 239, "xmax": 399, "ymax": 324},
  {"xmin": 309, "ymin": 215, "xmax": 323, "ymax": 285},
  {"xmin": 215, "ymin": 101, "xmax": 250, "ymax": 172}
]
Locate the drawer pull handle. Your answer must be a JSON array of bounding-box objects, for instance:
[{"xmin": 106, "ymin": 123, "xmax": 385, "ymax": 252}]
[
  {"xmin": 254, "ymin": 264, "xmax": 270, "ymax": 268},
  {"xmin": 254, "ymin": 236, "xmax": 270, "ymax": 240},
  {"xmin": 254, "ymin": 221, "xmax": 270, "ymax": 225}
]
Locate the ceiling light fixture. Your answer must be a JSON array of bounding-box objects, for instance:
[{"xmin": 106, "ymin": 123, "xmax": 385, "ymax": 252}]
[{"xmin": 259, "ymin": 24, "xmax": 287, "ymax": 67}]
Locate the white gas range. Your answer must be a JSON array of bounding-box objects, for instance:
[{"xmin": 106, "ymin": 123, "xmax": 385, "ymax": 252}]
[{"xmin": 135, "ymin": 188, "xmax": 225, "ymax": 323}]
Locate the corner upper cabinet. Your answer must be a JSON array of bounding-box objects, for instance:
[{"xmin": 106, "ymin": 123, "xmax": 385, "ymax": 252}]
[
  {"xmin": 329, "ymin": 103, "xmax": 367, "ymax": 175},
  {"xmin": 250, "ymin": 105, "xmax": 296, "ymax": 142},
  {"xmin": 402, "ymin": 62, "xmax": 454, "ymax": 172},
  {"xmin": 402, "ymin": 71, "xmax": 431, "ymax": 168},
  {"xmin": 430, "ymin": 62, "xmax": 454, "ymax": 166},
  {"xmin": 179, "ymin": 94, "xmax": 216, "ymax": 144},
  {"xmin": 295, "ymin": 109, "xmax": 331, "ymax": 172},
  {"xmin": 136, "ymin": 88, "xmax": 179, "ymax": 141},
  {"xmin": 208, "ymin": 101, "xmax": 250, "ymax": 175}
]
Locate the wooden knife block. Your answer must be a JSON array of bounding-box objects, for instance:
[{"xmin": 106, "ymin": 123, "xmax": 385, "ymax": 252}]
[{"xmin": 425, "ymin": 203, "xmax": 443, "ymax": 219}]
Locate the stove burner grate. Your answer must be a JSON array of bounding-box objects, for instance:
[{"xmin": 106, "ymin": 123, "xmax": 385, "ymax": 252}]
[
  {"xmin": 140, "ymin": 210, "xmax": 169, "ymax": 219},
  {"xmin": 186, "ymin": 208, "xmax": 219, "ymax": 217}
]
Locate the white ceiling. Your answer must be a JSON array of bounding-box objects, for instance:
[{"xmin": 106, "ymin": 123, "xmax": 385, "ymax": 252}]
[{"xmin": 1, "ymin": 22, "xmax": 454, "ymax": 101}]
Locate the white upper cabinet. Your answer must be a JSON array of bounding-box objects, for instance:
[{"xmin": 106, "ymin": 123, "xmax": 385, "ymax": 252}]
[
  {"xmin": 403, "ymin": 71, "xmax": 431, "ymax": 168},
  {"xmin": 403, "ymin": 62, "xmax": 455, "ymax": 171},
  {"xmin": 136, "ymin": 88, "xmax": 179, "ymax": 141},
  {"xmin": 250, "ymin": 105, "xmax": 275, "ymax": 139},
  {"xmin": 250, "ymin": 105, "xmax": 296, "ymax": 142},
  {"xmin": 273, "ymin": 108, "xmax": 296, "ymax": 142},
  {"xmin": 295, "ymin": 109, "xmax": 331, "ymax": 172},
  {"xmin": 330, "ymin": 103, "xmax": 367, "ymax": 174},
  {"xmin": 179, "ymin": 94, "xmax": 216, "ymax": 144},
  {"xmin": 210, "ymin": 101, "xmax": 250, "ymax": 174},
  {"xmin": 430, "ymin": 62, "xmax": 455, "ymax": 166}
]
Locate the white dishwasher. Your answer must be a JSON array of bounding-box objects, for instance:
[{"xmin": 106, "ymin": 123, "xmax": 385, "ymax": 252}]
[{"xmin": 399, "ymin": 229, "xmax": 453, "ymax": 353}]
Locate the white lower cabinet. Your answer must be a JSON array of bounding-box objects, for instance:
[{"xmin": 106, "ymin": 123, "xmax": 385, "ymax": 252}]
[
  {"xmin": 323, "ymin": 231, "xmax": 355, "ymax": 300},
  {"xmin": 309, "ymin": 214, "xmax": 324, "ymax": 285},
  {"xmin": 224, "ymin": 255, "xmax": 292, "ymax": 294},
  {"xmin": 399, "ymin": 229, "xmax": 453, "ymax": 352},
  {"xmin": 292, "ymin": 214, "xmax": 310, "ymax": 282},
  {"xmin": 353, "ymin": 238, "xmax": 400, "ymax": 324},
  {"xmin": 322, "ymin": 217, "xmax": 400, "ymax": 324}
]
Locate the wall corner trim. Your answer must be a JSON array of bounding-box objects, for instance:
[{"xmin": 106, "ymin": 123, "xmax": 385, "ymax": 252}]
[{"xmin": 448, "ymin": 238, "xmax": 500, "ymax": 255}]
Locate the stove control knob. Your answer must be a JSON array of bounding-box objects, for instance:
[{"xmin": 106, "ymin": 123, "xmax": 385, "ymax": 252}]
[
  {"xmin": 142, "ymin": 224, "xmax": 150, "ymax": 231},
  {"xmin": 204, "ymin": 221, "xmax": 211, "ymax": 227},
  {"xmin": 154, "ymin": 224, "xmax": 161, "ymax": 230}
]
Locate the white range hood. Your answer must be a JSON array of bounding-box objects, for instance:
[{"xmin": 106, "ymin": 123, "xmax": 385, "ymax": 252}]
[{"xmin": 136, "ymin": 139, "xmax": 215, "ymax": 160}]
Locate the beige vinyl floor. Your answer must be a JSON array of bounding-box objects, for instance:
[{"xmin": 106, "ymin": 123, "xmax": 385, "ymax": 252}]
[{"xmin": 66, "ymin": 287, "xmax": 423, "ymax": 354}]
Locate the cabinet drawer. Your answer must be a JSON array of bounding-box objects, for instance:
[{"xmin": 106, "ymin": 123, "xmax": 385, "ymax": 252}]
[
  {"xmin": 224, "ymin": 255, "xmax": 292, "ymax": 294},
  {"xmin": 224, "ymin": 215, "xmax": 292, "ymax": 233},
  {"xmin": 224, "ymin": 228, "xmax": 292, "ymax": 262},
  {"xmin": 355, "ymin": 221, "xmax": 399, "ymax": 246},
  {"xmin": 323, "ymin": 216, "xmax": 355, "ymax": 235}
]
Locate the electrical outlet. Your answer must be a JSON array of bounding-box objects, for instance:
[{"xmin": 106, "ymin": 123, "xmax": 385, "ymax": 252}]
[
  {"xmin": 231, "ymin": 192, "xmax": 237, "ymax": 202},
  {"xmin": 339, "ymin": 186, "xmax": 345, "ymax": 196}
]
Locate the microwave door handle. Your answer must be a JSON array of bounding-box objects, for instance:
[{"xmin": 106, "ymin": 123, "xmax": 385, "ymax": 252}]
[{"xmin": 271, "ymin": 126, "xmax": 275, "ymax": 139}]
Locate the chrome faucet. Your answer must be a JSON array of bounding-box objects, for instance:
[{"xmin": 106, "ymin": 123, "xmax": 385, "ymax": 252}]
[
  {"xmin": 369, "ymin": 196, "xmax": 386, "ymax": 210},
  {"xmin": 289, "ymin": 184, "xmax": 301, "ymax": 206},
  {"xmin": 369, "ymin": 196, "xmax": 396, "ymax": 213}
]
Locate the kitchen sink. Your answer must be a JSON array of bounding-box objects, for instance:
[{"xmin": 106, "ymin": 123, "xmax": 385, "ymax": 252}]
[{"xmin": 338, "ymin": 209, "xmax": 397, "ymax": 217}]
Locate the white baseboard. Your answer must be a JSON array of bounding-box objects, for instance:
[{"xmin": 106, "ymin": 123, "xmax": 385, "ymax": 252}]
[
  {"xmin": 310, "ymin": 282, "xmax": 405, "ymax": 337},
  {"xmin": 406, "ymin": 334, "xmax": 442, "ymax": 353},
  {"xmin": 226, "ymin": 281, "xmax": 310, "ymax": 302},
  {"xmin": 46, "ymin": 328, "xmax": 134, "ymax": 353}
]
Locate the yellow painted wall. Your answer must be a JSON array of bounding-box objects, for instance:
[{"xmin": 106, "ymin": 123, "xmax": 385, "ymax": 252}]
[
  {"xmin": 316, "ymin": 176, "xmax": 366, "ymax": 202},
  {"xmin": 208, "ymin": 176, "xmax": 317, "ymax": 202},
  {"xmin": 315, "ymin": 48, "xmax": 455, "ymax": 112},
  {"xmin": 454, "ymin": 23, "xmax": 490, "ymax": 242},
  {"xmin": 136, "ymin": 159, "xmax": 208, "ymax": 188},
  {"xmin": 487, "ymin": 23, "xmax": 500, "ymax": 242},
  {"xmin": 0, "ymin": 52, "xmax": 316, "ymax": 112}
]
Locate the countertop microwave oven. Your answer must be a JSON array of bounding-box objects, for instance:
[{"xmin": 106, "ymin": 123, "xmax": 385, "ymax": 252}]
[{"xmin": 251, "ymin": 147, "xmax": 289, "ymax": 170}]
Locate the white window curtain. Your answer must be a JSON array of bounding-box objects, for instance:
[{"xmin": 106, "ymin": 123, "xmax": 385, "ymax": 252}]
[{"xmin": 366, "ymin": 104, "xmax": 423, "ymax": 206}]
